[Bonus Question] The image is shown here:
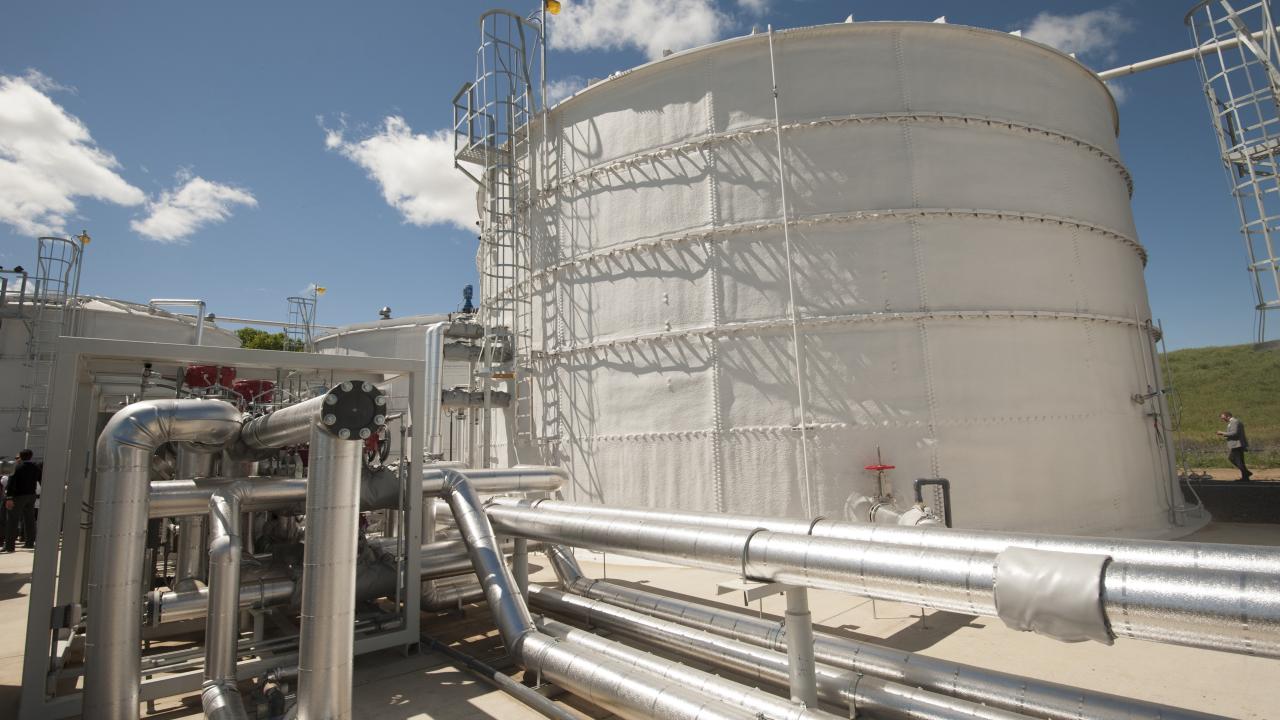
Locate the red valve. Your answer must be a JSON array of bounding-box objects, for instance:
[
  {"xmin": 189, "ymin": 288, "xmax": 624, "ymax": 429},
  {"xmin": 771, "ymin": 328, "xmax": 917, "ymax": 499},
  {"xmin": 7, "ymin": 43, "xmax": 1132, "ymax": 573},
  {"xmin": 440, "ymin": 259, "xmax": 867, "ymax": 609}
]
[{"xmin": 864, "ymin": 464, "xmax": 895, "ymax": 472}]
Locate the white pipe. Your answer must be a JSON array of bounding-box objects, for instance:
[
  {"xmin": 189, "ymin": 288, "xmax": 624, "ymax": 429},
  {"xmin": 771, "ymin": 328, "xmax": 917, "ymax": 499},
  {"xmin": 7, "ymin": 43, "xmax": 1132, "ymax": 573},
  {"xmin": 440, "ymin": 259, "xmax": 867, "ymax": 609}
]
[
  {"xmin": 150, "ymin": 298, "xmax": 207, "ymax": 345},
  {"xmin": 424, "ymin": 321, "xmax": 450, "ymax": 458},
  {"xmin": 1097, "ymin": 25, "xmax": 1280, "ymax": 80}
]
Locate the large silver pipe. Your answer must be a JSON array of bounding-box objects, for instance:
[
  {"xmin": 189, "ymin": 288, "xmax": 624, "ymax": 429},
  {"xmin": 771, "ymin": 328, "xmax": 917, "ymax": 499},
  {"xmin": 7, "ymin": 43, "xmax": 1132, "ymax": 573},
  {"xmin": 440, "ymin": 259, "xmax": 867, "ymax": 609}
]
[
  {"xmin": 540, "ymin": 618, "xmax": 838, "ymax": 720},
  {"xmin": 84, "ymin": 399, "xmax": 243, "ymax": 720},
  {"xmin": 150, "ymin": 466, "xmax": 564, "ymax": 519},
  {"xmin": 487, "ymin": 505, "xmax": 1280, "ymax": 657},
  {"xmin": 422, "ymin": 465, "xmax": 566, "ymax": 495},
  {"xmin": 498, "ymin": 498, "xmax": 1280, "ymax": 576},
  {"xmin": 295, "ymin": 418, "xmax": 366, "ymax": 720},
  {"xmin": 530, "ymin": 584, "xmax": 1035, "ymax": 720},
  {"xmin": 151, "ymin": 540, "xmax": 479, "ymax": 625},
  {"xmin": 152, "ymin": 577, "xmax": 296, "ymax": 625},
  {"xmin": 440, "ymin": 469, "xmax": 761, "ymax": 720},
  {"xmin": 174, "ymin": 448, "xmax": 217, "ymax": 588},
  {"xmin": 544, "ymin": 547, "xmax": 1225, "ymax": 720},
  {"xmin": 202, "ymin": 482, "xmax": 253, "ymax": 720}
]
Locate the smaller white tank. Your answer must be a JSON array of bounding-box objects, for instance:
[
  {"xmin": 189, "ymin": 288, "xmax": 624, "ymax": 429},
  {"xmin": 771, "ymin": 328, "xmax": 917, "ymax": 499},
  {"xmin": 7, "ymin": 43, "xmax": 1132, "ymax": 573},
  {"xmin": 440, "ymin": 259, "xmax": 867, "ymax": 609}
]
[{"xmin": 0, "ymin": 296, "xmax": 240, "ymax": 453}]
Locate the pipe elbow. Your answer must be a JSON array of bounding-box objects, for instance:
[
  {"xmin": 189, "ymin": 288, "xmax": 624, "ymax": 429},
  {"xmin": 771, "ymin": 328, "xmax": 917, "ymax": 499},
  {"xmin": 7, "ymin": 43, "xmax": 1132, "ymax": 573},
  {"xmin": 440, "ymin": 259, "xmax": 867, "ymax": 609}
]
[{"xmin": 96, "ymin": 399, "xmax": 243, "ymax": 462}]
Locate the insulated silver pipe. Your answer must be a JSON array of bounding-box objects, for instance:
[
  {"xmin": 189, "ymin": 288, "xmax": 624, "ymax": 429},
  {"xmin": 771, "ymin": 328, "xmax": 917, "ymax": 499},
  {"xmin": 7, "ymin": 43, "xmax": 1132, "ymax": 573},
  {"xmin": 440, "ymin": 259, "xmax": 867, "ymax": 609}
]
[
  {"xmin": 150, "ymin": 466, "xmax": 564, "ymax": 519},
  {"xmin": 487, "ymin": 505, "xmax": 1280, "ymax": 657},
  {"xmin": 530, "ymin": 584, "xmax": 1035, "ymax": 720},
  {"xmin": 422, "ymin": 465, "xmax": 566, "ymax": 495},
  {"xmin": 540, "ymin": 618, "xmax": 839, "ymax": 720},
  {"xmin": 150, "ymin": 540, "xmax": 480, "ymax": 625},
  {"xmin": 202, "ymin": 482, "xmax": 253, "ymax": 720},
  {"xmin": 174, "ymin": 448, "xmax": 217, "ymax": 588},
  {"xmin": 84, "ymin": 399, "xmax": 243, "ymax": 720},
  {"xmin": 152, "ymin": 578, "xmax": 296, "ymax": 625},
  {"xmin": 441, "ymin": 469, "xmax": 762, "ymax": 720},
  {"xmin": 496, "ymin": 498, "xmax": 1280, "ymax": 576},
  {"xmin": 544, "ymin": 547, "xmax": 1226, "ymax": 720},
  {"xmin": 295, "ymin": 420, "xmax": 366, "ymax": 720}
]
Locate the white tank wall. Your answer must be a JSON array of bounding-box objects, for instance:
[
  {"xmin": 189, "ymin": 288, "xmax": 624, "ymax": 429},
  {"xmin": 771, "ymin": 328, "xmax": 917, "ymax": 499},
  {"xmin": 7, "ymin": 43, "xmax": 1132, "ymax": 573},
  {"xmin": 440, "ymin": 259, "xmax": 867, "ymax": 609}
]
[
  {"xmin": 499, "ymin": 22, "xmax": 1180, "ymax": 536},
  {"xmin": 315, "ymin": 315, "xmax": 473, "ymax": 459}
]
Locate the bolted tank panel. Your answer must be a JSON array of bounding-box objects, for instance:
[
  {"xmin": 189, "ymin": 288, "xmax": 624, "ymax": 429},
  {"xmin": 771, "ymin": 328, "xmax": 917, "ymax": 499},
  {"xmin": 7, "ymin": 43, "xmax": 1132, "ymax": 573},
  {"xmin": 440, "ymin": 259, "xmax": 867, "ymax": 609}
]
[{"xmin": 500, "ymin": 22, "xmax": 1182, "ymax": 536}]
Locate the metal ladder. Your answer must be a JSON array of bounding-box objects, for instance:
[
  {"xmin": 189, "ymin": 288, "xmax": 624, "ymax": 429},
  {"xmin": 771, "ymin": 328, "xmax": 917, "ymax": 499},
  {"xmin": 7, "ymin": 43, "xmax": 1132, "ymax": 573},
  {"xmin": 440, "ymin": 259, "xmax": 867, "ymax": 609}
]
[
  {"xmin": 18, "ymin": 236, "xmax": 85, "ymax": 458},
  {"xmin": 453, "ymin": 9, "xmax": 543, "ymax": 458}
]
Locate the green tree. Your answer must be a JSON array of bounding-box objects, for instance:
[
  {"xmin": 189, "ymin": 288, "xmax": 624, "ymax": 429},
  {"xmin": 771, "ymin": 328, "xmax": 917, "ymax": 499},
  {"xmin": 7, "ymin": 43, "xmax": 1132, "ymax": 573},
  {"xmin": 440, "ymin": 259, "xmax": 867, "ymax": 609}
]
[{"xmin": 236, "ymin": 327, "xmax": 302, "ymax": 351}]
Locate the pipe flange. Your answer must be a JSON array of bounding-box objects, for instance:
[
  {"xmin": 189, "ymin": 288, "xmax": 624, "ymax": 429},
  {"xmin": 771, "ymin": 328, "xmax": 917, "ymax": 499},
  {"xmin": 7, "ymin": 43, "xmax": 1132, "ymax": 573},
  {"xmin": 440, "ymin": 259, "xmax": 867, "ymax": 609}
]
[{"xmin": 318, "ymin": 381, "xmax": 386, "ymax": 439}]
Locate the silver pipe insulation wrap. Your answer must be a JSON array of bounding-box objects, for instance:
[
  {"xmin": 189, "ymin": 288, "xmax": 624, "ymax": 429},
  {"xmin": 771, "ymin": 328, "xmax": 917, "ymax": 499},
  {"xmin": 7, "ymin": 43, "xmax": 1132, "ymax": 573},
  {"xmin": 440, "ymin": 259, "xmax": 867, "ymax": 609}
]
[
  {"xmin": 487, "ymin": 505, "xmax": 1280, "ymax": 657},
  {"xmin": 151, "ymin": 540, "xmax": 484, "ymax": 625},
  {"xmin": 500, "ymin": 498, "xmax": 1280, "ymax": 576},
  {"xmin": 174, "ymin": 448, "xmax": 217, "ymax": 587},
  {"xmin": 540, "ymin": 618, "xmax": 840, "ymax": 720},
  {"xmin": 84, "ymin": 399, "xmax": 244, "ymax": 720},
  {"xmin": 150, "ymin": 465, "xmax": 565, "ymax": 518},
  {"xmin": 236, "ymin": 393, "xmax": 330, "ymax": 451},
  {"xmin": 295, "ymin": 424, "xmax": 364, "ymax": 720},
  {"xmin": 530, "ymin": 584, "xmax": 1035, "ymax": 720},
  {"xmin": 543, "ymin": 546, "xmax": 1226, "ymax": 720},
  {"xmin": 202, "ymin": 482, "xmax": 253, "ymax": 720},
  {"xmin": 441, "ymin": 469, "xmax": 766, "ymax": 720}
]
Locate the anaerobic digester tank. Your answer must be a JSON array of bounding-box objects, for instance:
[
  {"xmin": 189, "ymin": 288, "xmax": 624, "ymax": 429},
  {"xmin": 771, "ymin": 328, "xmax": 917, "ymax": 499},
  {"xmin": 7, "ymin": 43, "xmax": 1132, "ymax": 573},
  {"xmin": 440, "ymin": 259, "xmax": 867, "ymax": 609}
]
[{"xmin": 493, "ymin": 22, "xmax": 1186, "ymax": 537}]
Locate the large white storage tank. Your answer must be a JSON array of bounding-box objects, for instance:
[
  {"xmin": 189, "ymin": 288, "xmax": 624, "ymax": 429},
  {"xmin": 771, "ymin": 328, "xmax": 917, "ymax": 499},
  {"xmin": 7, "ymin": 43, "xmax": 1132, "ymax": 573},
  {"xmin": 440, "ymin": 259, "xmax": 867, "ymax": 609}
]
[{"xmin": 502, "ymin": 22, "xmax": 1185, "ymax": 537}]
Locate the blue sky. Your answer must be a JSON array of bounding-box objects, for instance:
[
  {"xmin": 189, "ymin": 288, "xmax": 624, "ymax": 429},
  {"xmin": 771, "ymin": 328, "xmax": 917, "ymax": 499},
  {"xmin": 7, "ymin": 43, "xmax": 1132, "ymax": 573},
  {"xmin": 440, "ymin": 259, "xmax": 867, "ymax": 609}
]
[{"xmin": 0, "ymin": 1, "xmax": 1260, "ymax": 349}]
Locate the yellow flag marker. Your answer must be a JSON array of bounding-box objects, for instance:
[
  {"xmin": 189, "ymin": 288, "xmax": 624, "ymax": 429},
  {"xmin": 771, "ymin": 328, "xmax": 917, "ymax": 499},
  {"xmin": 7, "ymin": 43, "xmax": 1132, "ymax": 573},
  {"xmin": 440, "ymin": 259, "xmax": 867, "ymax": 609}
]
[
  {"xmin": 77, "ymin": 230, "xmax": 91, "ymax": 245},
  {"xmin": 315, "ymin": 286, "xmax": 327, "ymax": 296},
  {"xmin": 545, "ymin": 0, "xmax": 561, "ymax": 15}
]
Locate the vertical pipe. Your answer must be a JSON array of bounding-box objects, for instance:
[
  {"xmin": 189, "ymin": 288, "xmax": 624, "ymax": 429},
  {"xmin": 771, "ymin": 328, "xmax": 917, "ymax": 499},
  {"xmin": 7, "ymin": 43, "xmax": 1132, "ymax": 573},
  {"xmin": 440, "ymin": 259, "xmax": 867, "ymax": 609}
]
[
  {"xmin": 513, "ymin": 537, "xmax": 530, "ymax": 599},
  {"xmin": 295, "ymin": 425, "xmax": 364, "ymax": 720},
  {"xmin": 784, "ymin": 586, "xmax": 817, "ymax": 706},
  {"xmin": 423, "ymin": 322, "xmax": 449, "ymax": 459},
  {"xmin": 83, "ymin": 399, "xmax": 242, "ymax": 720},
  {"xmin": 766, "ymin": 25, "xmax": 814, "ymax": 516},
  {"xmin": 201, "ymin": 483, "xmax": 249, "ymax": 720},
  {"xmin": 175, "ymin": 448, "xmax": 216, "ymax": 588}
]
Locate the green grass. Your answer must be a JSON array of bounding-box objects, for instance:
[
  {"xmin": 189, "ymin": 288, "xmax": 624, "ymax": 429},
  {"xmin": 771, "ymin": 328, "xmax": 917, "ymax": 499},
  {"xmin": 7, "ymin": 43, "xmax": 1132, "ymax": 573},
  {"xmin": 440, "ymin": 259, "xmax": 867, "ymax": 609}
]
[{"xmin": 1162, "ymin": 342, "xmax": 1280, "ymax": 469}]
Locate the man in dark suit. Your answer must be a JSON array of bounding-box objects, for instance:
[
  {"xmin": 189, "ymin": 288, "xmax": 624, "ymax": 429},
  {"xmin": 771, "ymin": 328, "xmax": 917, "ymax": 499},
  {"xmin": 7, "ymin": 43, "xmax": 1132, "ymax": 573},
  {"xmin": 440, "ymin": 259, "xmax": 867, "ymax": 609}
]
[
  {"xmin": 1217, "ymin": 411, "xmax": 1253, "ymax": 482},
  {"xmin": 3, "ymin": 449, "xmax": 40, "ymax": 551}
]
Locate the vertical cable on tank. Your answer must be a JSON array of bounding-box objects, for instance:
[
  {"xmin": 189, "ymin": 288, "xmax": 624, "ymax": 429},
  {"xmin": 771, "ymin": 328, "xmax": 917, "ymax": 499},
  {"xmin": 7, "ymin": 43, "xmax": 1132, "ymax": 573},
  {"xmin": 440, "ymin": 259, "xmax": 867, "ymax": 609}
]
[{"xmin": 767, "ymin": 26, "xmax": 815, "ymax": 516}]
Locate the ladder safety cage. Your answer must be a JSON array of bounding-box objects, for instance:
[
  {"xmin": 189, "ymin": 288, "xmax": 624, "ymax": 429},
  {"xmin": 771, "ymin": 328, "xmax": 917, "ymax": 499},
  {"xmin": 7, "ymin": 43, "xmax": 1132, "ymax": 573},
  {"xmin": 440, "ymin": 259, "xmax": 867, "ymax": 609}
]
[{"xmin": 1188, "ymin": 0, "xmax": 1280, "ymax": 341}]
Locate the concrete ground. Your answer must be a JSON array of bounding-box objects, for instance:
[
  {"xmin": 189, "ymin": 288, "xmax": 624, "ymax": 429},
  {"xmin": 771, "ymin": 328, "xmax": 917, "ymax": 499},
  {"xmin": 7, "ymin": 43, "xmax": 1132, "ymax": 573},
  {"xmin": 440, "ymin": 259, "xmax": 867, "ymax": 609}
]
[{"xmin": 2, "ymin": 523, "xmax": 1279, "ymax": 719}]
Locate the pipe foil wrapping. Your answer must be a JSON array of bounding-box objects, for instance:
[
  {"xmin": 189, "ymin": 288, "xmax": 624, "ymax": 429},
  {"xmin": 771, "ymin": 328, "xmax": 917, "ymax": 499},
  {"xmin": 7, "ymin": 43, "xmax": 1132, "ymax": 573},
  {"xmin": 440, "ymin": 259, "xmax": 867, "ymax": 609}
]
[{"xmin": 84, "ymin": 399, "xmax": 242, "ymax": 720}]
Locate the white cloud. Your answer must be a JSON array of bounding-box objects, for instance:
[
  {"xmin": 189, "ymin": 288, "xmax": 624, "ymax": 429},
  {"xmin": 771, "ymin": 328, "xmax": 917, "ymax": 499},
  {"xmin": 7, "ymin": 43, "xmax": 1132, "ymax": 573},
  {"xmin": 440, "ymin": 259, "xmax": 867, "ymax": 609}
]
[
  {"xmin": 1021, "ymin": 8, "xmax": 1133, "ymax": 63},
  {"xmin": 737, "ymin": 0, "xmax": 769, "ymax": 14},
  {"xmin": 546, "ymin": 75, "xmax": 587, "ymax": 105},
  {"xmin": 130, "ymin": 171, "xmax": 257, "ymax": 242},
  {"xmin": 1104, "ymin": 80, "xmax": 1128, "ymax": 104},
  {"xmin": 324, "ymin": 116, "xmax": 476, "ymax": 231},
  {"xmin": 550, "ymin": 0, "xmax": 727, "ymax": 60},
  {"xmin": 0, "ymin": 71, "xmax": 145, "ymax": 236}
]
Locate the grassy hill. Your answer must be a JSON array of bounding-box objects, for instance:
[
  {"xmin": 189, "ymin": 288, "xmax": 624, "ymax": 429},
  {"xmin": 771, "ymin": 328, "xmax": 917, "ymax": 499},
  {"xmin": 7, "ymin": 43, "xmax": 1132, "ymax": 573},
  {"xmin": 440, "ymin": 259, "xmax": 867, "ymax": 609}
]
[{"xmin": 1162, "ymin": 342, "xmax": 1280, "ymax": 469}]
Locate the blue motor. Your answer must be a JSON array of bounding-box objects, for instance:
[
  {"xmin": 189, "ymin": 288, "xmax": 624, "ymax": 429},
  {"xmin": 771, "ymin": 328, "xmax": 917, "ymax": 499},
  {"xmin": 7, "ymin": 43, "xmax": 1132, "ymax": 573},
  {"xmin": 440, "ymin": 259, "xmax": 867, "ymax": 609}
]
[{"xmin": 461, "ymin": 284, "xmax": 475, "ymax": 314}]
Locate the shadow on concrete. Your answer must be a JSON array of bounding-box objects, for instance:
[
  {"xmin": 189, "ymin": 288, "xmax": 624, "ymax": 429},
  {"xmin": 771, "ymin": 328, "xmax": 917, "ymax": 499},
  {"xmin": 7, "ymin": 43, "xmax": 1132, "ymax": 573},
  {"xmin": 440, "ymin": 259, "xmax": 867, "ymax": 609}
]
[
  {"xmin": 600, "ymin": 577, "xmax": 979, "ymax": 654},
  {"xmin": 0, "ymin": 570, "xmax": 29, "ymax": 602}
]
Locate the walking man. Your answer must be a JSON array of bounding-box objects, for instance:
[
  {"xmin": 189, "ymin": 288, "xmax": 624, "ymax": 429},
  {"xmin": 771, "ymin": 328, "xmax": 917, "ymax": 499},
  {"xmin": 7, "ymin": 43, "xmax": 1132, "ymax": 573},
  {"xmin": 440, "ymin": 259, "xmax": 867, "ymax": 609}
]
[
  {"xmin": 1216, "ymin": 411, "xmax": 1253, "ymax": 482},
  {"xmin": 3, "ymin": 449, "xmax": 40, "ymax": 551}
]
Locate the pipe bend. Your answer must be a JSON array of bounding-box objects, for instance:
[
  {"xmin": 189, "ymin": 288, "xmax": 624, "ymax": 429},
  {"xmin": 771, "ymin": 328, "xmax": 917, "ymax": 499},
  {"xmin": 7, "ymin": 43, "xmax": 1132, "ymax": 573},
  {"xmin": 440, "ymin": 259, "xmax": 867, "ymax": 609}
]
[{"xmin": 96, "ymin": 398, "xmax": 242, "ymax": 460}]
